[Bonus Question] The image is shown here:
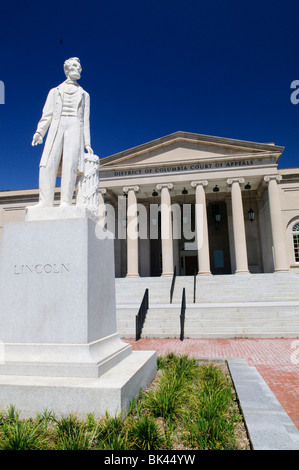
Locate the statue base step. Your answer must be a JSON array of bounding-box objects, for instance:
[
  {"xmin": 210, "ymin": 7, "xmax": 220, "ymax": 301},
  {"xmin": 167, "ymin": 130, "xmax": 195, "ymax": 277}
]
[
  {"xmin": 0, "ymin": 333, "xmax": 132, "ymax": 378},
  {"xmin": 25, "ymin": 204, "xmax": 98, "ymax": 222},
  {"xmin": 0, "ymin": 350, "xmax": 157, "ymax": 419}
]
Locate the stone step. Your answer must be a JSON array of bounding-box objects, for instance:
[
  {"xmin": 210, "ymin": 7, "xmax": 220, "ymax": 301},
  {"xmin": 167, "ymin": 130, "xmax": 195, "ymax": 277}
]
[
  {"xmin": 142, "ymin": 323, "xmax": 299, "ymax": 332},
  {"xmin": 115, "ymin": 274, "xmax": 299, "ymax": 306},
  {"xmin": 115, "ymin": 274, "xmax": 299, "ymax": 338},
  {"xmin": 141, "ymin": 331, "xmax": 299, "ymax": 339},
  {"xmin": 143, "ymin": 312, "xmax": 299, "ymax": 323}
]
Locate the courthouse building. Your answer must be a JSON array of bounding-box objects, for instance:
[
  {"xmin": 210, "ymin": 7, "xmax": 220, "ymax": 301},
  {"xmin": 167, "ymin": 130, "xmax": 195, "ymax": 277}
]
[{"xmin": 1, "ymin": 131, "xmax": 299, "ymax": 278}]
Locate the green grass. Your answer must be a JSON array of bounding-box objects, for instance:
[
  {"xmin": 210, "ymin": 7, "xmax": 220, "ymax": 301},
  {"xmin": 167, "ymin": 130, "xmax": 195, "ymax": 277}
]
[
  {"xmin": 181, "ymin": 363, "xmax": 240, "ymax": 449},
  {"xmin": 0, "ymin": 355, "xmax": 249, "ymax": 450}
]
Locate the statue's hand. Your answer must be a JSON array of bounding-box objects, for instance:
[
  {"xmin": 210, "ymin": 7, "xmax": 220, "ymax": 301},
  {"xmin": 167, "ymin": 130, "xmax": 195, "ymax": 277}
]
[
  {"xmin": 85, "ymin": 145, "xmax": 94, "ymax": 155},
  {"xmin": 32, "ymin": 133, "xmax": 43, "ymax": 146}
]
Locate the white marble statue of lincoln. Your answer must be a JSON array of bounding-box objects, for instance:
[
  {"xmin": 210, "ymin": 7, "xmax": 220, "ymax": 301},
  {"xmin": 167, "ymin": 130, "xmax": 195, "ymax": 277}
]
[{"xmin": 32, "ymin": 57, "xmax": 93, "ymax": 207}]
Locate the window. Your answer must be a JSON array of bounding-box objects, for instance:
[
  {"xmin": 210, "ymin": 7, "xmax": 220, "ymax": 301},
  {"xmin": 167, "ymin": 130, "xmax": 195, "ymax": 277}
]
[{"xmin": 293, "ymin": 223, "xmax": 299, "ymax": 262}]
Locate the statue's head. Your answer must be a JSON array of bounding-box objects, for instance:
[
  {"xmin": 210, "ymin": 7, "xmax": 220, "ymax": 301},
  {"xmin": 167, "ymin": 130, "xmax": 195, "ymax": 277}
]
[{"xmin": 64, "ymin": 57, "xmax": 82, "ymax": 80}]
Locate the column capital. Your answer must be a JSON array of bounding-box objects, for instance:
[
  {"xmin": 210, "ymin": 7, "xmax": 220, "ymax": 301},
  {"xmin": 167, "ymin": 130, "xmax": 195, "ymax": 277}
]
[
  {"xmin": 99, "ymin": 188, "xmax": 107, "ymax": 195},
  {"xmin": 263, "ymin": 175, "xmax": 282, "ymax": 184},
  {"xmin": 227, "ymin": 177, "xmax": 245, "ymax": 186},
  {"xmin": 191, "ymin": 180, "xmax": 208, "ymax": 188},
  {"xmin": 156, "ymin": 183, "xmax": 174, "ymax": 191},
  {"xmin": 123, "ymin": 185, "xmax": 140, "ymax": 194}
]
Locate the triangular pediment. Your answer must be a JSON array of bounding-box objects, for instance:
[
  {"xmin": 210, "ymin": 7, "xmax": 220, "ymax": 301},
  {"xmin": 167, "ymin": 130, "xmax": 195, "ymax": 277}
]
[{"xmin": 100, "ymin": 131, "xmax": 284, "ymax": 169}]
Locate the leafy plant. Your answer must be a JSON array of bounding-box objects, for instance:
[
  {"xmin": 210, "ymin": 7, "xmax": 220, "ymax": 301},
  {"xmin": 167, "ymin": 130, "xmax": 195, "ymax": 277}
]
[
  {"xmin": 57, "ymin": 426, "xmax": 96, "ymax": 450},
  {"xmin": 96, "ymin": 412, "xmax": 128, "ymax": 450},
  {"xmin": 54, "ymin": 413, "xmax": 96, "ymax": 450},
  {"xmin": 129, "ymin": 415, "xmax": 165, "ymax": 450},
  {"xmin": 182, "ymin": 363, "xmax": 238, "ymax": 449},
  {"xmin": 0, "ymin": 419, "xmax": 49, "ymax": 450}
]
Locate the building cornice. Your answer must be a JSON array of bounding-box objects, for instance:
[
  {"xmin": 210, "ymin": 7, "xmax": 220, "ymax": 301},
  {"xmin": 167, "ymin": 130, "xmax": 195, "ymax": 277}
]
[{"xmin": 100, "ymin": 131, "xmax": 284, "ymax": 168}]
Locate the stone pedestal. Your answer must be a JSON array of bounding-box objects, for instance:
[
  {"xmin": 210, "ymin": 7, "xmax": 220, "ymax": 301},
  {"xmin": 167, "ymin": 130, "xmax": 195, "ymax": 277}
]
[{"xmin": 0, "ymin": 208, "xmax": 156, "ymax": 418}]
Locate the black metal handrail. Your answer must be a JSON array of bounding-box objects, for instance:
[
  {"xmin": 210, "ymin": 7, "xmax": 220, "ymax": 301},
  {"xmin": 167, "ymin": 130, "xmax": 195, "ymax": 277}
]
[
  {"xmin": 193, "ymin": 267, "xmax": 197, "ymax": 303},
  {"xmin": 135, "ymin": 288, "xmax": 149, "ymax": 341},
  {"xmin": 170, "ymin": 265, "xmax": 177, "ymax": 303},
  {"xmin": 180, "ymin": 287, "xmax": 186, "ymax": 342}
]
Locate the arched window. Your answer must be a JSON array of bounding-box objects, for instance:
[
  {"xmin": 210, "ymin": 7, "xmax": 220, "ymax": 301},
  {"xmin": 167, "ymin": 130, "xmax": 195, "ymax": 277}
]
[{"xmin": 292, "ymin": 223, "xmax": 299, "ymax": 262}]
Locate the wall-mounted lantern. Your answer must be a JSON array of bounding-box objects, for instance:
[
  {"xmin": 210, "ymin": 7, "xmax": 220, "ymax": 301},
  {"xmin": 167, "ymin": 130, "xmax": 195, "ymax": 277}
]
[
  {"xmin": 213, "ymin": 185, "xmax": 221, "ymax": 229},
  {"xmin": 245, "ymin": 182, "xmax": 255, "ymax": 223}
]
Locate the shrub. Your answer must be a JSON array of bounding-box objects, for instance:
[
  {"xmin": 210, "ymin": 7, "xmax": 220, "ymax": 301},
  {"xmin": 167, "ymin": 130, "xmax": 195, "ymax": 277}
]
[
  {"xmin": 96, "ymin": 412, "xmax": 128, "ymax": 450},
  {"xmin": 0, "ymin": 419, "xmax": 49, "ymax": 450},
  {"xmin": 129, "ymin": 415, "xmax": 166, "ymax": 450},
  {"xmin": 54, "ymin": 413, "xmax": 97, "ymax": 450},
  {"xmin": 182, "ymin": 363, "xmax": 238, "ymax": 449}
]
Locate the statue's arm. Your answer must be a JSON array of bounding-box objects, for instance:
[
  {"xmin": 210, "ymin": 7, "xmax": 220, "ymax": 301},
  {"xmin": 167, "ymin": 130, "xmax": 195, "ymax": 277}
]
[
  {"xmin": 32, "ymin": 89, "xmax": 55, "ymax": 146},
  {"xmin": 83, "ymin": 92, "xmax": 93, "ymax": 154}
]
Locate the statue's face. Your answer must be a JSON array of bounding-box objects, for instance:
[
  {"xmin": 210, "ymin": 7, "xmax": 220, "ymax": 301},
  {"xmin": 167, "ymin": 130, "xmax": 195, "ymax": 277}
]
[{"xmin": 67, "ymin": 60, "xmax": 82, "ymax": 80}]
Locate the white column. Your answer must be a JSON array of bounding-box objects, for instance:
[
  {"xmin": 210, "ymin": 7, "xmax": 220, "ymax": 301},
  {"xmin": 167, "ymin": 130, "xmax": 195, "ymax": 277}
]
[
  {"xmin": 264, "ymin": 175, "xmax": 289, "ymax": 272},
  {"xmin": 227, "ymin": 178, "xmax": 249, "ymax": 274},
  {"xmin": 123, "ymin": 186, "xmax": 140, "ymax": 278},
  {"xmin": 156, "ymin": 183, "xmax": 174, "ymax": 276},
  {"xmin": 191, "ymin": 180, "xmax": 211, "ymax": 275}
]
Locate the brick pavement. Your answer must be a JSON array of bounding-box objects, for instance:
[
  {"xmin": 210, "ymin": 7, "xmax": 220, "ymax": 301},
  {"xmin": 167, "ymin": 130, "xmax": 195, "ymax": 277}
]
[{"xmin": 123, "ymin": 338, "xmax": 299, "ymax": 431}]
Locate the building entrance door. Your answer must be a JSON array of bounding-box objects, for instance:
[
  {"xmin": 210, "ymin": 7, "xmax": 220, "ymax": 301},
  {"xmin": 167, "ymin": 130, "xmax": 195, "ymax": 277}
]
[
  {"xmin": 185, "ymin": 255, "xmax": 198, "ymax": 275},
  {"xmin": 207, "ymin": 201, "xmax": 231, "ymax": 274}
]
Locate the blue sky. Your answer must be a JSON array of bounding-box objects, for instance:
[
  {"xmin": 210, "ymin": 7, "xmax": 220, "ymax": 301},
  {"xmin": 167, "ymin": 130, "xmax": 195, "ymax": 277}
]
[{"xmin": 1, "ymin": 0, "xmax": 299, "ymax": 190}]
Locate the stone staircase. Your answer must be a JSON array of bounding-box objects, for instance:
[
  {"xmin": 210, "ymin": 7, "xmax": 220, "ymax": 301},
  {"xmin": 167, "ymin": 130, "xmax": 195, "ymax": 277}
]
[{"xmin": 115, "ymin": 273, "xmax": 299, "ymax": 339}]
